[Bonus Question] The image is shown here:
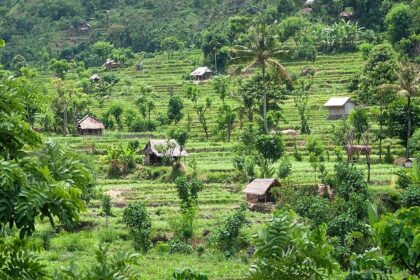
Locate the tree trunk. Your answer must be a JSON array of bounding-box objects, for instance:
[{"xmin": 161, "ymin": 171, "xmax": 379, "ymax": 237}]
[
  {"xmin": 214, "ymin": 50, "xmax": 217, "ymax": 74},
  {"xmin": 262, "ymin": 66, "xmax": 269, "ymax": 134},
  {"xmin": 379, "ymin": 122, "xmax": 383, "ymax": 163},
  {"xmin": 366, "ymin": 154, "xmax": 371, "ymax": 183},
  {"xmin": 63, "ymin": 103, "xmax": 69, "ymax": 136},
  {"xmin": 406, "ymin": 95, "xmax": 411, "ymax": 157}
]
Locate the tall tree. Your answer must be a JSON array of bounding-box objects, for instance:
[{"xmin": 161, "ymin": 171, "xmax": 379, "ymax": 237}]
[
  {"xmin": 255, "ymin": 134, "xmax": 284, "ymax": 178},
  {"xmin": 374, "ymin": 85, "xmax": 396, "ymax": 162},
  {"xmin": 187, "ymin": 86, "xmax": 212, "ymax": 139},
  {"xmin": 385, "ymin": 3, "xmax": 413, "ymax": 44},
  {"xmin": 349, "ymin": 109, "xmax": 369, "ymax": 145},
  {"xmin": 212, "ymin": 75, "xmax": 230, "ymax": 104},
  {"xmin": 232, "ymin": 24, "xmax": 290, "ymax": 133},
  {"xmin": 379, "ymin": 63, "xmax": 419, "ymax": 157},
  {"xmin": 161, "ymin": 36, "xmax": 183, "ymax": 59},
  {"xmin": 167, "ymin": 96, "xmax": 184, "ymax": 124},
  {"xmin": 357, "ymin": 44, "xmax": 397, "ymax": 105},
  {"xmin": 294, "ymin": 79, "xmax": 312, "ymax": 134},
  {"xmin": 217, "ymin": 105, "xmax": 236, "ymax": 142}
]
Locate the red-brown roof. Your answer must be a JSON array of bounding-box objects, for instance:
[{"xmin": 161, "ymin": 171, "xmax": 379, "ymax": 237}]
[{"xmin": 77, "ymin": 115, "xmax": 105, "ymax": 130}]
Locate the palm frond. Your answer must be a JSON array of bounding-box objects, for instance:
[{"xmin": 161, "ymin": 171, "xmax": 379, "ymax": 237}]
[{"xmin": 268, "ymin": 59, "xmax": 290, "ymax": 81}]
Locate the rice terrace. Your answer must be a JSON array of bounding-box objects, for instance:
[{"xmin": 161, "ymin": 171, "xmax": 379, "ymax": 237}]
[{"xmin": 0, "ymin": 0, "xmax": 419, "ymax": 279}]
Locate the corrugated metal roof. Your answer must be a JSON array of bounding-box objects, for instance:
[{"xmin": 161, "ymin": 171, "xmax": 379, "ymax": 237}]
[
  {"xmin": 190, "ymin": 67, "xmax": 212, "ymax": 76},
  {"xmin": 243, "ymin": 178, "xmax": 280, "ymax": 195},
  {"xmin": 144, "ymin": 139, "xmax": 188, "ymax": 157},
  {"xmin": 324, "ymin": 97, "xmax": 351, "ymax": 107}
]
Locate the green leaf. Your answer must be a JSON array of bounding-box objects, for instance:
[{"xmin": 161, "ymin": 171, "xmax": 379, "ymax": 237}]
[{"xmin": 366, "ymin": 200, "xmax": 378, "ymax": 226}]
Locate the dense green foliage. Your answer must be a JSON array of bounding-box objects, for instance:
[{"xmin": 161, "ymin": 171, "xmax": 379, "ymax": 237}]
[
  {"xmin": 213, "ymin": 204, "xmax": 248, "ymax": 257},
  {"xmin": 247, "ymin": 211, "xmax": 339, "ymax": 280},
  {"xmin": 122, "ymin": 202, "xmax": 152, "ymax": 252},
  {"xmin": 375, "ymin": 207, "xmax": 420, "ymax": 276},
  {"xmin": 0, "ymin": 0, "xmax": 419, "ymax": 278}
]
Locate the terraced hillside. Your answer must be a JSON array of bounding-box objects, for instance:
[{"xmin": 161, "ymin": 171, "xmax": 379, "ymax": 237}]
[
  {"xmin": 50, "ymin": 49, "xmax": 404, "ymax": 183},
  {"xmin": 36, "ymin": 49, "xmax": 403, "ymax": 279}
]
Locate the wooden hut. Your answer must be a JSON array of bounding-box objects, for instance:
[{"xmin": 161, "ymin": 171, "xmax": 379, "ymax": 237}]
[
  {"xmin": 190, "ymin": 67, "xmax": 212, "ymax": 81},
  {"xmin": 302, "ymin": 0, "xmax": 314, "ymax": 14},
  {"xmin": 77, "ymin": 115, "xmax": 105, "ymax": 136},
  {"xmin": 79, "ymin": 22, "xmax": 91, "ymax": 32},
  {"xmin": 143, "ymin": 139, "xmax": 188, "ymax": 165},
  {"xmin": 103, "ymin": 59, "xmax": 120, "ymax": 71},
  {"xmin": 340, "ymin": 10, "xmax": 355, "ymax": 20},
  {"xmin": 243, "ymin": 178, "xmax": 280, "ymax": 203},
  {"xmin": 324, "ymin": 97, "xmax": 355, "ymax": 119},
  {"xmin": 394, "ymin": 157, "xmax": 415, "ymax": 168},
  {"xmin": 90, "ymin": 74, "xmax": 101, "ymax": 82}
]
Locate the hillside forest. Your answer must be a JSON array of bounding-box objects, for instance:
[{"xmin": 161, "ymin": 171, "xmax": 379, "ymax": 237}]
[{"xmin": 0, "ymin": 0, "xmax": 419, "ymax": 279}]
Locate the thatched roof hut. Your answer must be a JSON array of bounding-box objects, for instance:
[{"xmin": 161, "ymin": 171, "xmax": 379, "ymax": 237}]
[
  {"xmin": 394, "ymin": 157, "xmax": 415, "ymax": 168},
  {"xmin": 340, "ymin": 10, "xmax": 355, "ymax": 19},
  {"xmin": 77, "ymin": 115, "xmax": 105, "ymax": 136},
  {"xmin": 143, "ymin": 139, "xmax": 188, "ymax": 165},
  {"xmin": 243, "ymin": 178, "xmax": 280, "ymax": 203},
  {"xmin": 324, "ymin": 97, "xmax": 355, "ymax": 119},
  {"xmin": 103, "ymin": 59, "xmax": 120, "ymax": 71},
  {"xmin": 90, "ymin": 74, "xmax": 101, "ymax": 82}
]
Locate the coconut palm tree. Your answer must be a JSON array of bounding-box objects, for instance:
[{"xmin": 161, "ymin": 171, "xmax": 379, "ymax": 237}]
[
  {"xmin": 379, "ymin": 63, "xmax": 419, "ymax": 157},
  {"xmin": 231, "ymin": 24, "xmax": 290, "ymax": 133}
]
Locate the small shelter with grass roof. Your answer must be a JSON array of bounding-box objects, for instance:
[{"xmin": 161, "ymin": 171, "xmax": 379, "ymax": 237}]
[
  {"xmin": 302, "ymin": 0, "xmax": 314, "ymax": 13},
  {"xmin": 190, "ymin": 67, "xmax": 212, "ymax": 81},
  {"xmin": 90, "ymin": 74, "xmax": 101, "ymax": 82},
  {"xmin": 143, "ymin": 139, "xmax": 188, "ymax": 165},
  {"xmin": 103, "ymin": 59, "xmax": 120, "ymax": 71},
  {"xmin": 77, "ymin": 115, "xmax": 105, "ymax": 136},
  {"xmin": 324, "ymin": 96, "xmax": 355, "ymax": 119},
  {"xmin": 243, "ymin": 178, "xmax": 280, "ymax": 203},
  {"xmin": 394, "ymin": 157, "xmax": 415, "ymax": 168}
]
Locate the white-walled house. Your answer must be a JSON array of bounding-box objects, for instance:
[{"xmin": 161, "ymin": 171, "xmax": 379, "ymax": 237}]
[{"xmin": 324, "ymin": 97, "xmax": 355, "ymax": 119}]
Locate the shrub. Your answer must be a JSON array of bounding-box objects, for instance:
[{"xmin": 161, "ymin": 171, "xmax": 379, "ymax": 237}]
[
  {"xmin": 175, "ymin": 176, "xmax": 203, "ymax": 240},
  {"xmin": 129, "ymin": 118, "xmax": 158, "ymax": 132},
  {"xmin": 55, "ymin": 243, "xmax": 139, "ymax": 279},
  {"xmin": 99, "ymin": 228, "xmax": 119, "ymax": 243},
  {"xmin": 358, "ymin": 43, "xmax": 374, "ymax": 59},
  {"xmin": 213, "ymin": 204, "xmax": 248, "ymax": 257},
  {"xmin": 101, "ymin": 195, "xmax": 112, "ymax": 216},
  {"xmin": 290, "ymin": 42, "xmax": 317, "ymax": 61},
  {"xmin": 169, "ymin": 238, "xmax": 193, "ymax": 254},
  {"xmin": 107, "ymin": 143, "xmax": 137, "ymax": 178},
  {"xmin": 171, "ymin": 268, "xmax": 208, "ymax": 280},
  {"xmin": 278, "ymin": 157, "xmax": 292, "ymax": 180},
  {"xmin": 0, "ymin": 237, "xmax": 47, "ymax": 279},
  {"xmin": 294, "ymin": 196, "xmax": 331, "ymax": 226},
  {"xmin": 51, "ymin": 233, "xmax": 96, "ymax": 252},
  {"xmin": 333, "ymin": 162, "xmax": 369, "ymax": 201},
  {"xmin": 401, "ymin": 187, "xmax": 420, "ymax": 207},
  {"xmin": 39, "ymin": 229, "xmax": 56, "ymax": 250},
  {"xmin": 167, "ymin": 96, "xmax": 184, "ymax": 124},
  {"xmin": 123, "ymin": 202, "xmax": 152, "ymax": 252},
  {"xmin": 384, "ymin": 145, "xmax": 393, "ymax": 164},
  {"xmin": 345, "ymin": 248, "xmax": 391, "ymax": 280},
  {"xmin": 156, "ymin": 241, "xmax": 171, "ymax": 254},
  {"xmin": 246, "ymin": 211, "xmax": 339, "ymax": 279},
  {"xmin": 375, "ymin": 207, "xmax": 419, "ymax": 276}
]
